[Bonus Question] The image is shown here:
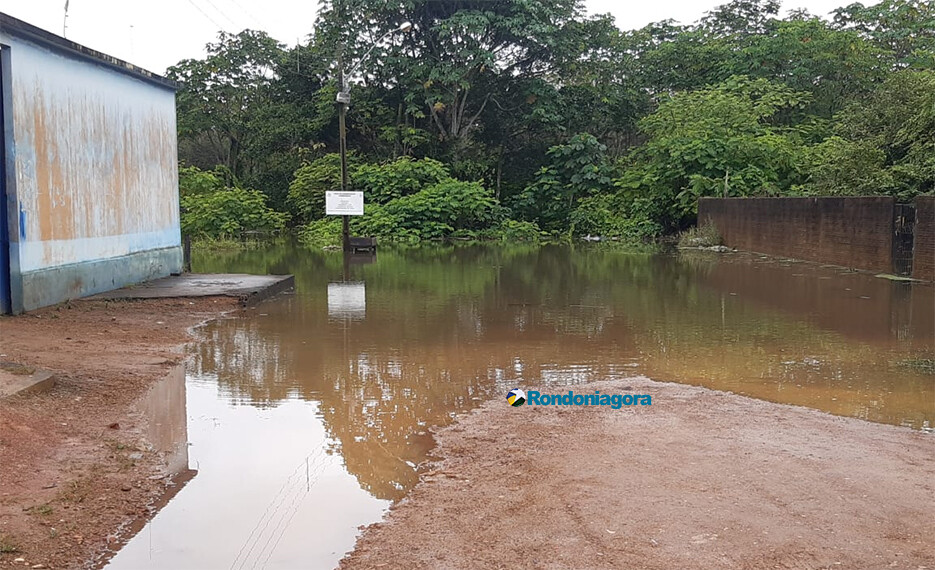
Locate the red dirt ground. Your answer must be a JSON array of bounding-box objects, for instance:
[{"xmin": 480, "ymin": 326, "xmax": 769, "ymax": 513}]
[
  {"xmin": 342, "ymin": 378, "xmax": 935, "ymax": 570},
  {"xmin": 0, "ymin": 298, "xmax": 238, "ymax": 570}
]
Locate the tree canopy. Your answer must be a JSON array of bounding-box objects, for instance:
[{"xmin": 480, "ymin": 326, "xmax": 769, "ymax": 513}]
[{"xmin": 173, "ymin": 0, "xmax": 935, "ymax": 243}]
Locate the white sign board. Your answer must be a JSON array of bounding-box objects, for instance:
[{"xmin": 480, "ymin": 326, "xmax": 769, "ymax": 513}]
[
  {"xmin": 325, "ymin": 191, "xmax": 364, "ymax": 216},
  {"xmin": 328, "ymin": 282, "xmax": 366, "ymax": 320}
]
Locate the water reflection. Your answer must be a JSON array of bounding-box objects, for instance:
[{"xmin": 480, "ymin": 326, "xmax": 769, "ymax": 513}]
[
  {"xmin": 138, "ymin": 365, "xmax": 189, "ymax": 475},
  {"xmin": 108, "ymin": 376, "xmax": 387, "ymax": 569},
  {"xmin": 109, "ymin": 244, "xmax": 933, "ymax": 569},
  {"xmin": 190, "ymin": 245, "xmax": 933, "ymax": 494},
  {"xmin": 327, "ymin": 282, "xmax": 366, "ymax": 320}
]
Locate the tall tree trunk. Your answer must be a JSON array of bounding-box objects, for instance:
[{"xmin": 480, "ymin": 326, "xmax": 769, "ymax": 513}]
[
  {"xmin": 395, "ymin": 103, "xmax": 404, "ymax": 157},
  {"xmin": 496, "ymin": 148, "xmax": 503, "ymax": 200}
]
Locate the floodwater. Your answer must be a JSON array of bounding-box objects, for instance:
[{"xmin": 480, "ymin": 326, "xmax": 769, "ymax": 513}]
[{"xmin": 107, "ymin": 243, "xmax": 934, "ymax": 569}]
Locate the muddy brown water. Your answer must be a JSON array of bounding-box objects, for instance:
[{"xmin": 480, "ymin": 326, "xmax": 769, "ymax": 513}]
[{"xmin": 106, "ymin": 244, "xmax": 934, "ymax": 569}]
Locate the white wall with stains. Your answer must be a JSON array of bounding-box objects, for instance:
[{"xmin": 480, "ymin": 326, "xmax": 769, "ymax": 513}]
[{"xmin": 6, "ymin": 34, "xmax": 179, "ymax": 274}]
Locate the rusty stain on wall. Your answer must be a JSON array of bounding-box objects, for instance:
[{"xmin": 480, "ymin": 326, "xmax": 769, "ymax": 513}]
[
  {"xmin": 0, "ymin": 12, "xmax": 182, "ymax": 313},
  {"xmin": 9, "ymin": 35, "xmax": 179, "ymax": 273}
]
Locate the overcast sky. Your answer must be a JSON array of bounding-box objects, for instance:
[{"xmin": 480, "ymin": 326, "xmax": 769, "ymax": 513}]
[{"xmin": 1, "ymin": 0, "xmax": 864, "ymax": 74}]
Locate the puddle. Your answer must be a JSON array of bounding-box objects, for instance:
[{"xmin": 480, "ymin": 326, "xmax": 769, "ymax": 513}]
[
  {"xmin": 137, "ymin": 364, "xmax": 189, "ymax": 475},
  {"xmin": 107, "ymin": 375, "xmax": 387, "ymax": 569},
  {"xmin": 107, "ymin": 244, "xmax": 935, "ymax": 568}
]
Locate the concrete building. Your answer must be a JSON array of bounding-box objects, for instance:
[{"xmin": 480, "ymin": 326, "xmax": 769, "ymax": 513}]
[{"xmin": 0, "ymin": 13, "xmax": 181, "ymax": 314}]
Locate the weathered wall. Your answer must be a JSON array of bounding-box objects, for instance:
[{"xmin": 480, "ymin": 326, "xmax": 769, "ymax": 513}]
[
  {"xmin": 698, "ymin": 197, "xmax": 896, "ymax": 273},
  {"xmin": 2, "ymin": 33, "xmax": 181, "ymax": 311},
  {"xmin": 913, "ymin": 196, "xmax": 934, "ymax": 282}
]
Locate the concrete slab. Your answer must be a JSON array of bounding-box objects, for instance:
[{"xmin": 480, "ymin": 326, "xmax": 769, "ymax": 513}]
[
  {"xmin": 0, "ymin": 362, "xmax": 56, "ymax": 398},
  {"xmin": 91, "ymin": 274, "xmax": 295, "ymax": 306}
]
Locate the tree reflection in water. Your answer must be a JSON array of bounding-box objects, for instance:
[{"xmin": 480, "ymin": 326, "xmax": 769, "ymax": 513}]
[{"xmin": 188, "ymin": 244, "xmax": 935, "ymax": 501}]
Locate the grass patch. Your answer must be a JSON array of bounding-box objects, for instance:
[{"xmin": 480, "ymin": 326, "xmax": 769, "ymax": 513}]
[
  {"xmin": 0, "ymin": 362, "xmax": 36, "ymax": 375},
  {"xmin": 895, "ymin": 358, "xmax": 935, "ymax": 375},
  {"xmin": 678, "ymin": 220, "xmax": 722, "ymax": 248},
  {"xmin": 190, "ymin": 236, "xmax": 276, "ymax": 251},
  {"xmin": 0, "ymin": 534, "xmax": 19, "ymax": 554},
  {"xmin": 25, "ymin": 503, "xmax": 53, "ymax": 516}
]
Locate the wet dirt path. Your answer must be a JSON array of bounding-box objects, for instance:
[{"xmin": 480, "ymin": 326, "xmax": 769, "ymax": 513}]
[
  {"xmin": 342, "ymin": 378, "xmax": 935, "ymax": 570},
  {"xmin": 0, "ymin": 298, "xmax": 239, "ymax": 570}
]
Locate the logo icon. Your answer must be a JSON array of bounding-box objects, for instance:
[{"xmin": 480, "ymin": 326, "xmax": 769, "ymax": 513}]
[{"xmin": 507, "ymin": 388, "xmax": 526, "ymax": 407}]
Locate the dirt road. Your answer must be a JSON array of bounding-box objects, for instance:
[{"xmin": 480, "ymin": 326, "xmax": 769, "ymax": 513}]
[
  {"xmin": 0, "ymin": 298, "xmax": 238, "ymax": 569},
  {"xmin": 342, "ymin": 378, "xmax": 935, "ymax": 570}
]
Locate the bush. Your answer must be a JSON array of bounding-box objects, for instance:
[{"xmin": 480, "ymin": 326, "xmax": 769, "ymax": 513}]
[
  {"xmin": 352, "ymin": 203, "xmax": 405, "ymax": 239},
  {"xmin": 181, "ymin": 188, "xmax": 289, "ymax": 238},
  {"xmin": 385, "ymin": 180, "xmax": 506, "ymax": 240},
  {"xmin": 569, "ymin": 194, "xmax": 662, "ymax": 242},
  {"xmin": 302, "ymin": 180, "xmax": 509, "ymax": 243},
  {"xmin": 569, "ymin": 194, "xmax": 625, "ymax": 237},
  {"xmin": 798, "ymin": 136, "xmax": 894, "ymax": 197},
  {"xmin": 179, "ymin": 165, "xmax": 224, "ymax": 197},
  {"xmin": 287, "ymin": 153, "xmax": 359, "ymax": 224},
  {"xmin": 353, "ymin": 157, "xmax": 452, "ymax": 204},
  {"xmin": 513, "ymin": 133, "xmax": 616, "ymax": 232},
  {"xmin": 298, "ymin": 217, "xmax": 343, "ymax": 247},
  {"xmin": 677, "ymin": 221, "xmax": 722, "ymax": 247},
  {"xmin": 497, "ymin": 219, "xmax": 542, "ymax": 243}
]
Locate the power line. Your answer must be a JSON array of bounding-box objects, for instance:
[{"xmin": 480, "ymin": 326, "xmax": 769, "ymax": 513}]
[
  {"xmin": 223, "ymin": 0, "xmax": 268, "ymax": 30},
  {"xmin": 185, "ymin": 0, "xmax": 228, "ymax": 31},
  {"xmin": 201, "ymin": 0, "xmax": 241, "ymax": 30}
]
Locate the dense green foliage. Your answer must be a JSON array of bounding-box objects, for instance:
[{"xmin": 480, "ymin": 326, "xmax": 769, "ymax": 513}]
[
  {"xmin": 299, "ymin": 178, "xmax": 511, "ymax": 244},
  {"xmin": 355, "ymin": 157, "xmax": 452, "ymax": 204},
  {"xmin": 618, "ymin": 77, "xmax": 811, "ymax": 230},
  {"xmin": 171, "ymin": 0, "xmax": 934, "ymax": 243},
  {"xmin": 286, "ymin": 153, "xmax": 353, "ymax": 224},
  {"xmin": 513, "ymin": 133, "xmax": 617, "ymax": 233},
  {"xmin": 181, "ymin": 174, "xmax": 289, "ymax": 238}
]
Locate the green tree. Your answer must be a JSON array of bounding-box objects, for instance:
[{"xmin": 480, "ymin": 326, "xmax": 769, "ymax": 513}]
[
  {"xmin": 168, "ymin": 30, "xmax": 287, "ymax": 180},
  {"xmin": 617, "ymin": 77, "xmax": 810, "ymax": 230},
  {"xmin": 513, "ymin": 133, "xmax": 616, "ymax": 233},
  {"xmin": 700, "ymin": 0, "xmax": 781, "ymax": 37},
  {"xmin": 625, "ymin": 22, "xmax": 734, "ymax": 93},
  {"xmin": 314, "ymin": 0, "xmax": 607, "ymax": 157},
  {"xmin": 802, "ymin": 70, "xmax": 935, "ymax": 199},
  {"xmin": 833, "ymin": 0, "xmax": 935, "ymax": 68},
  {"xmin": 736, "ymin": 18, "xmax": 888, "ymax": 117}
]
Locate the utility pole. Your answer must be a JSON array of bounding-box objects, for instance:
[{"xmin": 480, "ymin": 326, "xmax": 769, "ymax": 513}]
[
  {"xmin": 63, "ymin": 0, "xmax": 70, "ymax": 37},
  {"xmin": 334, "ymin": 22, "xmax": 411, "ymax": 253},
  {"xmin": 337, "ymin": 61, "xmax": 351, "ymax": 252}
]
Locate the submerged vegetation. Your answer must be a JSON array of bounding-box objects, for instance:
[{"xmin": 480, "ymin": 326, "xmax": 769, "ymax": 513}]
[
  {"xmin": 678, "ymin": 222, "xmax": 723, "ymax": 248},
  {"xmin": 174, "ymin": 0, "xmax": 935, "ymax": 245}
]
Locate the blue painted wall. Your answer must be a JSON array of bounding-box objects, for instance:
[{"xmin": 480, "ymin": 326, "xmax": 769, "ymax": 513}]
[{"xmin": 0, "ymin": 27, "xmax": 181, "ymax": 312}]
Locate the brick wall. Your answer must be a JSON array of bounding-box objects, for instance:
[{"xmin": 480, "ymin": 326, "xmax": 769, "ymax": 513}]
[
  {"xmin": 913, "ymin": 196, "xmax": 934, "ymax": 281},
  {"xmin": 698, "ymin": 197, "xmax": 896, "ymax": 273}
]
